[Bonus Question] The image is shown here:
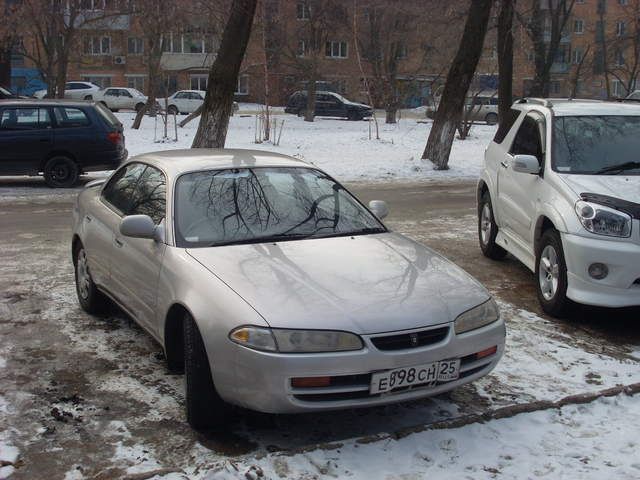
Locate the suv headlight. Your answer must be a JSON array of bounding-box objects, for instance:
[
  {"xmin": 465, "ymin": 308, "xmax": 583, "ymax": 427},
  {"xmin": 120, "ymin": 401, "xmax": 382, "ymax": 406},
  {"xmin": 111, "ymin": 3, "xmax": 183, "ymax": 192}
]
[
  {"xmin": 454, "ymin": 299, "xmax": 500, "ymax": 334},
  {"xmin": 229, "ymin": 326, "xmax": 363, "ymax": 353},
  {"xmin": 574, "ymin": 200, "xmax": 631, "ymax": 238}
]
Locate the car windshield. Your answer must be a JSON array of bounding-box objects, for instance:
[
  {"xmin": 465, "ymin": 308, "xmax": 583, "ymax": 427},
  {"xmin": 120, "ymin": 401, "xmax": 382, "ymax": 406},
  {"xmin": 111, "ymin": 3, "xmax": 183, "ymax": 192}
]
[
  {"xmin": 174, "ymin": 167, "xmax": 386, "ymax": 247},
  {"xmin": 553, "ymin": 115, "xmax": 640, "ymax": 174},
  {"xmin": 130, "ymin": 89, "xmax": 144, "ymax": 97}
]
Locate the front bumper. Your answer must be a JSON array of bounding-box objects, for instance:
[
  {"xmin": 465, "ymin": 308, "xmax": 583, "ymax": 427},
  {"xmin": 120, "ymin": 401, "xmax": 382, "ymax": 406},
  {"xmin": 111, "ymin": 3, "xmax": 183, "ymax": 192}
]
[
  {"xmin": 562, "ymin": 232, "xmax": 640, "ymax": 308},
  {"xmin": 213, "ymin": 319, "xmax": 505, "ymax": 414}
]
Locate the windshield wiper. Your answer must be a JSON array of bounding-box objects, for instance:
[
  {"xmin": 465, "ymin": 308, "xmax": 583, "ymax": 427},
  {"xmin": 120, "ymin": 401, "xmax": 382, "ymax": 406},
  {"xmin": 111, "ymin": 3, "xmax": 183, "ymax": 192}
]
[
  {"xmin": 348, "ymin": 227, "xmax": 387, "ymax": 235},
  {"xmin": 595, "ymin": 161, "xmax": 640, "ymax": 174},
  {"xmin": 209, "ymin": 232, "xmax": 312, "ymax": 247}
]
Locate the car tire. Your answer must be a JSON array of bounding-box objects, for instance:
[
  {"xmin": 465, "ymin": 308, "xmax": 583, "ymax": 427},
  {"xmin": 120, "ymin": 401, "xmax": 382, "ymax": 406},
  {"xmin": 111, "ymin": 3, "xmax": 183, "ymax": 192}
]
[
  {"xmin": 84, "ymin": 95, "xmax": 93, "ymax": 101},
  {"xmin": 535, "ymin": 229, "xmax": 572, "ymax": 318},
  {"xmin": 347, "ymin": 110, "xmax": 362, "ymax": 121},
  {"xmin": 168, "ymin": 105, "xmax": 178, "ymax": 115},
  {"xmin": 183, "ymin": 313, "xmax": 230, "ymax": 431},
  {"xmin": 74, "ymin": 245, "xmax": 108, "ymax": 314},
  {"xmin": 485, "ymin": 113, "xmax": 498, "ymax": 125},
  {"xmin": 135, "ymin": 102, "xmax": 145, "ymax": 113},
  {"xmin": 43, "ymin": 156, "xmax": 79, "ymax": 188},
  {"xmin": 297, "ymin": 110, "xmax": 304, "ymax": 117},
  {"xmin": 478, "ymin": 191, "xmax": 508, "ymax": 260}
]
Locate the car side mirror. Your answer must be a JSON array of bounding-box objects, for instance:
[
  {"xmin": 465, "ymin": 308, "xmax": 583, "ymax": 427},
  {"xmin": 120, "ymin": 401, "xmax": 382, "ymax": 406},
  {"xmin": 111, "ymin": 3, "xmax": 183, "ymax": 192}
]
[
  {"xmin": 120, "ymin": 215, "xmax": 162, "ymax": 241},
  {"xmin": 512, "ymin": 154, "xmax": 541, "ymax": 175},
  {"xmin": 369, "ymin": 200, "xmax": 389, "ymax": 220}
]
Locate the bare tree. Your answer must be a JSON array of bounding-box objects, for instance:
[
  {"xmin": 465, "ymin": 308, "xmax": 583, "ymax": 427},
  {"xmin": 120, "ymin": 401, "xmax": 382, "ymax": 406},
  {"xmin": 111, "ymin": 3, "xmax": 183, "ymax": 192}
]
[
  {"xmin": 604, "ymin": 0, "xmax": 640, "ymax": 97},
  {"xmin": 497, "ymin": 0, "xmax": 515, "ymax": 125},
  {"xmin": 0, "ymin": 0, "xmax": 20, "ymax": 86},
  {"xmin": 422, "ymin": 0, "xmax": 494, "ymax": 170},
  {"xmin": 518, "ymin": 0, "xmax": 575, "ymax": 97},
  {"xmin": 192, "ymin": 0, "xmax": 258, "ymax": 148},
  {"xmin": 569, "ymin": 44, "xmax": 590, "ymax": 98}
]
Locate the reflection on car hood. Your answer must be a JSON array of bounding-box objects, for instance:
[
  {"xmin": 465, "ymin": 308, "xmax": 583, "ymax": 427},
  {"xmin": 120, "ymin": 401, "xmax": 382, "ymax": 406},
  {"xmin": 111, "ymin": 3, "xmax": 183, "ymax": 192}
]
[
  {"xmin": 187, "ymin": 232, "xmax": 489, "ymax": 334},
  {"xmin": 560, "ymin": 175, "xmax": 640, "ymax": 204}
]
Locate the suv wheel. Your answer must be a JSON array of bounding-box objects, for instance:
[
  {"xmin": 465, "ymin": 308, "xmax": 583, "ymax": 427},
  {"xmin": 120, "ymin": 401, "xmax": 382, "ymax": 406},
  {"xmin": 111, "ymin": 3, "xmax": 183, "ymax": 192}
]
[
  {"xmin": 43, "ymin": 156, "xmax": 79, "ymax": 188},
  {"xmin": 478, "ymin": 192, "xmax": 507, "ymax": 260},
  {"xmin": 183, "ymin": 313, "xmax": 230, "ymax": 431},
  {"xmin": 485, "ymin": 112, "xmax": 498, "ymax": 125},
  {"xmin": 75, "ymin": 245, "xmax": 108, "ymax": 314},
  {"xmin": 535, "ymin": 229, "xmax": 572, "ymax": 317}
]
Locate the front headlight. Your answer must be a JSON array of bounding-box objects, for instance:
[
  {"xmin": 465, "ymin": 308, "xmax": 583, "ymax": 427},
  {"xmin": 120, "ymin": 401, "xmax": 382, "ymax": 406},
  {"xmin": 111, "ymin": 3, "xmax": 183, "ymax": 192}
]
[
  {"xmin": 229, "ymin": 326, "xmax": 363, "ymax": 353},
  {"xmin": 574, "ymin": 200, "xmax": 631, "ymax": 238},
  {"xmin": 454, "ymin": 299, "xmax": 500, "ymax": 334}
]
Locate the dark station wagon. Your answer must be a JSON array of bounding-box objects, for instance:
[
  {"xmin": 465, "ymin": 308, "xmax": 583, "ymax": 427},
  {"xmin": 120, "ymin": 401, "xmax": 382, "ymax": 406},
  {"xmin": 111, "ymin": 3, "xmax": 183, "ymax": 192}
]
[{"xmin": 0, "ymin": 100, "xmax": 127, "ymax": 187}]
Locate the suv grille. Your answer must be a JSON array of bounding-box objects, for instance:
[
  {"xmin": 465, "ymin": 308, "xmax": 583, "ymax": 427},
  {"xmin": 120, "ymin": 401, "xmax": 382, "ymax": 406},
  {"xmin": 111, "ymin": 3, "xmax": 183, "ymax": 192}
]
[{"xmin": 370, "ymin": 326, "xmax": 449, "ymax": 351}]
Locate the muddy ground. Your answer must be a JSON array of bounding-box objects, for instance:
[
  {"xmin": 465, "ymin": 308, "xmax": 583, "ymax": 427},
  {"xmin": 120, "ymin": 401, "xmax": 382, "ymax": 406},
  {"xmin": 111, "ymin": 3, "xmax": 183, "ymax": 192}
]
[{"xmin": 1, "ymin": 178, "xmax": 638, "ymax": 479}]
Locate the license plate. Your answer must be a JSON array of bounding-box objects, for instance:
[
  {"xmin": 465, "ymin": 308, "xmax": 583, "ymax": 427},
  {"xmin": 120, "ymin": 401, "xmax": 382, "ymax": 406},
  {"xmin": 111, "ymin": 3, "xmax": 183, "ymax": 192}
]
[{"xmin": 369, "ymin": 359, "xmax": 460, "ymax": 394}]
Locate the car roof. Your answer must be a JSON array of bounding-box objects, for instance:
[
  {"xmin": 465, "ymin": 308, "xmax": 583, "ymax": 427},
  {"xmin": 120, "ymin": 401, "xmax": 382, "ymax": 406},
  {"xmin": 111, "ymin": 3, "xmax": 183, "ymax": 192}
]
[
  {"xmin": 0, "ymin": 99, "xmax": 97, "ymax": 107},
  {"xmin": 126, "ymin": 149, "xmax": 311, "ymax": 177},
  {"xmin": 175, "ymin": 90, "xmax": 205, "ymax": 94},
  {"xmin": 515, "ymin": 98, "xmax": 640, "ymax": 116}
]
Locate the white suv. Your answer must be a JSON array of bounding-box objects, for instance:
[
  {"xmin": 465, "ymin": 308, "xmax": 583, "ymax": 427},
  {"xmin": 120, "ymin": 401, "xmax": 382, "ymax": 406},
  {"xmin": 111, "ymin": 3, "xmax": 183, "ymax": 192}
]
[{"xmin": 478, "ymin": 98, "xmax": 640, "ymax": 316}]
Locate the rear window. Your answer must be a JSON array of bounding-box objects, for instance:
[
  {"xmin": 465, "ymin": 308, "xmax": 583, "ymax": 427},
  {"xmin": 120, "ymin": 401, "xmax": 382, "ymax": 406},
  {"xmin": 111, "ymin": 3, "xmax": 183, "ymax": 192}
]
[
  {"xmin": 95, "ymin": 102, "xmax": 121, "ymax": 128},
  {"xmin": 54, "ymin": 107, "xmax": 90, "ymax": 127},
  {"xmin": 493, "ymin": 108, "xmax": 521, "ymax": 144}
]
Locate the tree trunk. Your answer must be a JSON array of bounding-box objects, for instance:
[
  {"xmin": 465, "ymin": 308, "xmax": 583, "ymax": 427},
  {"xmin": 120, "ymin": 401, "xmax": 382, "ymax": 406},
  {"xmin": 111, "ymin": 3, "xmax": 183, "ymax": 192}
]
[
  {"xmin": 305, "ymin": 75, "xmax": 317, "ymax": 122},
  {"xmin": 192, "ymin": 0, "xmax": 258, "ymax": 148},
  {"xmin": 55, "ymin": 50, "xmax": 70, "ymax": 99},
  {"xmin": 497, "ymin": 0, "xmax": 514, "ymax": 125},
  {"xmin": 132, "ymin": 53, "xmax": 162, "ymax": 129},
  {"xmin": 0, "ymin": 46, "xmax": 11, "ymax": 87},
  {"xmin": 179, "ymin": 105, "xmax": 203, "ymax": 128},
  {"xmin": 422, "ymin": 0, "xmax": 493, "ymax": 169}
]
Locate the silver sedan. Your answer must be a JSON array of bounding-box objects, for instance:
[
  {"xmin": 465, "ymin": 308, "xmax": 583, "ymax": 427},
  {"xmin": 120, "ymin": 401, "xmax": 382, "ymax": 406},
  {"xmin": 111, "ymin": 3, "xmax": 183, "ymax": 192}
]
[{"xmin": 72, "ymin": 149, "xmax": 505, "ymax": 430}]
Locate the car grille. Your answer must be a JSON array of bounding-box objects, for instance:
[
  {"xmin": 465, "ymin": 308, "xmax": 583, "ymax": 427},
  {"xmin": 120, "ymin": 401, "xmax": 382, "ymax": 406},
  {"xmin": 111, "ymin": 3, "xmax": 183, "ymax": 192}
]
[{"xmin": 369, "ymin": 326, "xmax": 449, "ymax": 351}]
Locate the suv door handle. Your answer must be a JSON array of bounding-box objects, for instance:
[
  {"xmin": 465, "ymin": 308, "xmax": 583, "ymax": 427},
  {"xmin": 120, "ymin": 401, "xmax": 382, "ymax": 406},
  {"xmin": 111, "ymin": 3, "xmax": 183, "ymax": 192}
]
[{"xmin": 114, "ymin": 237, "xmax": 123, "ymax": 248}]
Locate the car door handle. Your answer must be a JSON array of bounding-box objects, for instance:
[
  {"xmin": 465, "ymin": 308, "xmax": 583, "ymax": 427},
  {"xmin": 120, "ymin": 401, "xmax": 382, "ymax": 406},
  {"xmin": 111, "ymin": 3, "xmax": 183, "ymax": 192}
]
[
  {"xmin": 114, "ymin": 237, "xmax": 123, "ymax": 248},
  {"xmin": 85, "ymin": 215, "xmax": 92, "ymax": 223},
  {"xmin": 500, "ymin": 160, "xmax": 509, "ymax": 169}
]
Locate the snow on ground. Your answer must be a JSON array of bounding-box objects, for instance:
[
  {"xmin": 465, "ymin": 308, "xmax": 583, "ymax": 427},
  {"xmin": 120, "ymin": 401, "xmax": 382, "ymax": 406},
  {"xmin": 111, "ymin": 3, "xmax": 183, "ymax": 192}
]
[
  {"xmin": 206, "ymin": 393, "xmax": 640, "ymax": 480},
  {"xmin": 120, "ymin": 110, "xmax": 493, "ymax": 183}
]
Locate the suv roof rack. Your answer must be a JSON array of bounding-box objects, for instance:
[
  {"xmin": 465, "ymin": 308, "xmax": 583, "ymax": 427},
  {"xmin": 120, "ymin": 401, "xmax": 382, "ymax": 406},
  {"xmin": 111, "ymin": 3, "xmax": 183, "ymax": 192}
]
[{"xmin": 517, "ymin": 98, "xmax": 554, "ymax": 107}]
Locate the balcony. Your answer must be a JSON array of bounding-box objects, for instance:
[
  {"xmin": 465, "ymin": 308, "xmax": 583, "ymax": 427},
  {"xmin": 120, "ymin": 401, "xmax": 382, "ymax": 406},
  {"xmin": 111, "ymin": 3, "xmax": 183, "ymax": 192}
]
[{"xmin": 160, "ymin": 53, "xmax": 217, "ymax": 71}]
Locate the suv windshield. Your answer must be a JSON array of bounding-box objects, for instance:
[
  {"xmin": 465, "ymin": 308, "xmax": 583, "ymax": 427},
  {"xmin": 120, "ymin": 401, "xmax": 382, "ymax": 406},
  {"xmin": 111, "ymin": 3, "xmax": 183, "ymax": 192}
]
[
  {"xmin": 553, "ymin": 115, "xmax": 640, "ymax": 174},
  {"xmin": 175, "ymin": 167, "xmax": 385, "ymax": 247}
]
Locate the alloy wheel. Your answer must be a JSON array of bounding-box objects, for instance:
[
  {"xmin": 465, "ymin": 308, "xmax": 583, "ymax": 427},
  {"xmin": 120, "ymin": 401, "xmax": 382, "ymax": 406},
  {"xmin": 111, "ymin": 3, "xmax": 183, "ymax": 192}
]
[{"xmin": 538, "ymin": 245, "xmax": 559, "ymax": 301}]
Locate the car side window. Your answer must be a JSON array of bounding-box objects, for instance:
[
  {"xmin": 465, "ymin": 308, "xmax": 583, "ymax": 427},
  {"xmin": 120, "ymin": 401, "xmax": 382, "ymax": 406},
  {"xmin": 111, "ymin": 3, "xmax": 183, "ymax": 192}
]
[
  {"xmin": 0, "ymin": 107, "xmax": 52, "ymax": 130},
  {"xmin": 105, "ymin": 89, "xmax": 117, "ymax": 96},
  {"xmin": 510, "ymin": 115, "xmax": 543, "ymax": 161},
  {"xmin": 121, "ymin": 90, "xmax": 132, "ymax": 98},
  {"xmin": 102, "ymin": 163, "xmax": 148, "ymax": 215},
  {"xmin": 129, "ymin": 166, "xmax": 166, "ymax": 224},
  {"xmin": 53, "ymin": 107, "xmax": 91, "ymax": 127},
  {"xmin": 175, "ymin": 92, "xmax": 186, "ymax": 99}
]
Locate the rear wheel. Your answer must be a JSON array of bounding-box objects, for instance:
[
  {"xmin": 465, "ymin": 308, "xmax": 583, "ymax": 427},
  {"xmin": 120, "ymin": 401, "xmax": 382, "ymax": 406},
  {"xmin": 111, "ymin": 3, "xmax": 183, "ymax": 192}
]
[
  {"xmin": 167, "ymin": 105, "xmax": 178, "ymax": 115},
  {"xmin": 485, "ymin": 112, "xmax": 498, "ymax": 125},
  {"xmin": 84, "ymin": 95, "xmax": 93, "ymax": 101},
  {"xmin": 347, "ymin": 110, "xmax": 362, "ymax": 121},
  {"xmin": 478, "ymin": 191, "xmax": 507, "ymax": 260},
  {"xmin": 43, "ymin": 156, "xmax": 79, "ymax": 188},
  {"xmin": 183, "ymin": 313, "xmax": 230, "ymax": 431},
  {"xmin": 75, "ymin": 245, "xmax": 108, "ymax": 314},
  {"xmin": 535, "ymin": 229, "xmax": 572, "ymax": 317}
]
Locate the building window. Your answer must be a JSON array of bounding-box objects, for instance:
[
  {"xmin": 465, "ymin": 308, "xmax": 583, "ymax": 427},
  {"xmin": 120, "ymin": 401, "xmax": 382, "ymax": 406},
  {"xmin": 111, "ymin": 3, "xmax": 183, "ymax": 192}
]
[
  {"xmin": 612, "ymin": 79, "xmax": 626, "ymax": 97},
  {"xmin": 550, "ymin": 81, "xmax": 561, "ymax": 95},
  {"xmin": 236, "ymin": 75, "xmax": 249, "ymax": 95},
  {"xmin": 84, "ymin": 36, "xmax": 111, "ymax": 55},
  {"xmin": 297, "ymin": 40, "xmax": 307, "ymax": 57},
  {"xmin": 618, "ymin": 0, "xmax": 628, "ymax": 5},
  {"xmin": 616, "ymin": 21, "xmax": 626, "ymax": 37},
  {"xmin": 82, "ymin": 76, "xmax": 112, "ymax": 88},
  {"xmin": 614, "ymin": 49, "xmax": 625, "ymax": 66},
  {"xmin": 572, "ymin": 47, "xmax": 584, "ymax": 64},
  {"xmin": 126, "ymin": 75, "xmax": 145, "ymax": 91},
  {"xmin": 296, "ymin": 2, "xmax": 310, "ymax": 20},
  {"xmin": 162, "ymin": 34, "xmax": 206, "ymax": 54},
  {"xmin": 395, "ymin": 42, "xmax": 408, "ymax": 59},
  {"xmin": 127, "ymin": 37, "xmax": 143, "ymax": 55},
  {"xmin": 325, "ymin": 41, "xmax": 347, "ymax": 58},
  {"xmin": 574, "ymin": 19, "xmax": 584, "ymax": 34},
  {"xmin": 190, "ymin": 74, "xmax": 208, "ymax": 91},
  {"xmin": 184, "ymin": 34, "xmax": 205, "ymax": 53}
]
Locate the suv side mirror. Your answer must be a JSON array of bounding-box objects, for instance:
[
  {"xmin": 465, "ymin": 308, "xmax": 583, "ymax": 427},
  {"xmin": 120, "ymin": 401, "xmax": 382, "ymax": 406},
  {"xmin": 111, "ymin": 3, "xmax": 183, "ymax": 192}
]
[
  {"xmin": 512, "ymin": 154, "xmax": 541, "ymax": 175},
  {"xmin": 369, "ymin": 200, "xmax": 389, "ymax": 219},
  {"xmin": 120, "ymin": 215, "xmax": 160, "ymax": 240}
]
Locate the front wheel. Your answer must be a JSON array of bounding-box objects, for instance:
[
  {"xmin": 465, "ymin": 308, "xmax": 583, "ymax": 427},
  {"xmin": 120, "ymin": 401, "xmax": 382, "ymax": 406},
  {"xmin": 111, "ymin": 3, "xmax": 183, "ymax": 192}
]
[
  {"xmin": 183, "ymin": 314, "xmax": 230, "ymax": 431},
  {"xmin": 43, "ymin": 156, "xmax": 79, "ymax": 188},
  {"xmin": 347, "ymin": 110, "xmax": 362, "ymax": 121},
  {"xmin": 75, "ymin": 246, "xmax": 108, "ymax": 314},
  {"xmin": 167, "ymin": 105, "xmax": 178, "ymax": 115},
  {"xmin": 478, "ymin": 192, "xmax": 507, "ymax": 260},
  {"xmin": 535, "ymin": 229, "xmax": 572, "ymax": 317}
]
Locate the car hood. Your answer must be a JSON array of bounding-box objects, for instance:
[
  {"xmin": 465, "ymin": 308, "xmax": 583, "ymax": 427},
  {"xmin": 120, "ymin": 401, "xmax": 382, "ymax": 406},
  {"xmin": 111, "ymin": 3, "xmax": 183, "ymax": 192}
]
[
  {"xmin": 559, "ymin": 174, "xmax": 640, "ymax": 203},
  {"xmin": 187, "ymin": 232, "xmax": 490, "ymax": 334},
  {"xmin": 344, "ymin": 99, "xmax": 372, "ymax": 109}
]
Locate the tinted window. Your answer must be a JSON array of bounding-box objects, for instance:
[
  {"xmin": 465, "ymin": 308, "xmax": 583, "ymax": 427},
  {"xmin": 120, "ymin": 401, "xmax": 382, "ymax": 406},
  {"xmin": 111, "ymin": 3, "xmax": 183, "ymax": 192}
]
[
  {"xmin": 553, "ymin": 115, "xmax": 640, "ymax": 174},
  {"xmin": 0, "ymin": 107, "xmax": 52, "ymax": 130},
  {"xmin": 105, "ymin": 89, "xmax": 117, "ymax": 96},
  {"xmin": 53, "ymin": 107, "xmax": 90, "ymax": 127},
  {"xmin": 129, "ymin": 166, "xmax": 166, "ymax": 224},
  {"xmin": 510, "ymin": 115, "xmax": 542, "ymax": 160},
  {"xmin": 174, "ymin": 167, "xmax": 385, "ymax": 248},
  {"xmin": 175, "ymin": 92, "xmax": 187, "ymax": 99},
  {"xmin": 102, "ymin": 163, "xmax": 147, "ymax": 214},
  {"xmin": 493, "ymin": 108, "xmax": 521, "ymax": 144},
  {"xmin": 95, "ymin": 103, "xmax": 121, "ymax": 128}
]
